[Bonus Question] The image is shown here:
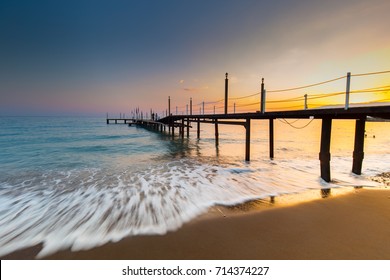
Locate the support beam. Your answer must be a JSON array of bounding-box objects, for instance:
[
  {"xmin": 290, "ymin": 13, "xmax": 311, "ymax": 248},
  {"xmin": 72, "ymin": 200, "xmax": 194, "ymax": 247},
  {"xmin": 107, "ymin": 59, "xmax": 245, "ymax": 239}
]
[
  {"xmin": 181, "ymin": 118, "xmax": 185, "ymax": 138},
  {"xmin": 269, "ymin": 118, "xmax": 274, "ymax": 159},
  {"xmin": 319, "ymin": 118, "xmax": 332, "ymax": 182},
  {"xmin": 245, "ymin": 118, "xmax": 251, "ymax": 161},
  {"xmin": 192, "ymin": 120, "xmax": 246, "ymax": 126},
  {"xmin": 197, "ymin": 118, "xmax": 200, "ymax": 139},
  {"xmin": 352, "ymin": 118, "xmax": 366, "ymax": 175},
  {"xmin": 187, "ymin": 118, "xmax": 190, "ymax": 137},
  {"xmin": 215, "ymin": 119, "xmax": 219, "ymax": 146}
]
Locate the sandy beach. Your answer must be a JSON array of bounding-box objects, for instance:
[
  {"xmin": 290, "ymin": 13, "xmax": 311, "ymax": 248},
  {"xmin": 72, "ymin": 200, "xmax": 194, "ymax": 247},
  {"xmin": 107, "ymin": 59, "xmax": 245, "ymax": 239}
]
[{"xmin": 3, "ymin": 187, "xmax": 390, "ymax": 260}]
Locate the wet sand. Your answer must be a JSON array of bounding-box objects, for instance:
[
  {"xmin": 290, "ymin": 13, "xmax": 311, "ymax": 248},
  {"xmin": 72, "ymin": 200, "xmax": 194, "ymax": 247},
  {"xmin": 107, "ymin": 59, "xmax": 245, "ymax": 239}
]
[{"xmin": 3, "ymin": 187, "xmax": 390, "ymax": 260}]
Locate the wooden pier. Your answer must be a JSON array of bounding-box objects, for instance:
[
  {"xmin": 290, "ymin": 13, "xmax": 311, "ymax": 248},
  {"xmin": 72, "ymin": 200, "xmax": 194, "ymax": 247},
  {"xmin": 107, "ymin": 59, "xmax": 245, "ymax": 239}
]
[
  {"xmin": 107, "ymin": 105, "xmax": 390, "ymax": 183},
  {"xmin": 106, "ymin": 118, "xmax": 134, "ymax": 124},
  {"xmin": 107, "ymin": 70, "xmax": 390, "ymax": 183}
]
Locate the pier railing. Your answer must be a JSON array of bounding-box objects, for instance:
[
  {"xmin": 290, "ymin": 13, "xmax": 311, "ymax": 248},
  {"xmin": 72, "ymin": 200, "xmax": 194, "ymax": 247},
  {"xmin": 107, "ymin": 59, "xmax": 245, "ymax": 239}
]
[{"xmin": 162, "ymin": 70, "xmax": 390, "ymax": 117}]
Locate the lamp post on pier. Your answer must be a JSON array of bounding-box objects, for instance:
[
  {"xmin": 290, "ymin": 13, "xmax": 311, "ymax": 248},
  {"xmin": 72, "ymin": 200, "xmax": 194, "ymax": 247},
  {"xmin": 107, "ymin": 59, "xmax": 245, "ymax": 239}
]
[{"xmin": 225, "ymin": 73, "xmax": 229, "ymax": 114}]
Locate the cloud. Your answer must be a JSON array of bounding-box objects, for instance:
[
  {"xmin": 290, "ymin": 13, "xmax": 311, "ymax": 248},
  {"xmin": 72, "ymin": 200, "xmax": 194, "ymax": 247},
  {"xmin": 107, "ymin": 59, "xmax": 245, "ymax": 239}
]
[
  {"xmin": 179, "ymin": 80, "xmax": 184, "ymax": 84},
  {"xmin": 183, "ymin": 87, "xmax": 197, "ymax": 92}
]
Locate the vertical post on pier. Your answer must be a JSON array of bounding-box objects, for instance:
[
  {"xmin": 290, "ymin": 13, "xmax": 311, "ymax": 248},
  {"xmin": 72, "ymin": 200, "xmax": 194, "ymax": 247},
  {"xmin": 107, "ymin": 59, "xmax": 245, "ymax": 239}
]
[
  {"xmin": 245, "ymin": 118, "xmax": 251, "ymax": 161},
  {"xmin": 202, "ymin": 101, "xmax": 205, "ymax": 115},
  {"xmin": 197, "ymin": 118, "xmax": 200, "ymax": 139},
  {"xmin": 260, "ymin": 78, "xmax": 265, "ymax": 113},
  {"xmin": 190, "ymin": 98, "xmax": 193, "ymax": 115},
  {"xmin": 345, "ymin": 72, "xmax": 351, "ymax": 110},
  {"xmin": 319, "ymin": 118, "xmax": 332, "ymax": 182},
  {"xmin": 187, "ymin": 118, "xmax": 190, "ymax": 138},
  {"xmin": 304, "ymin": 94, "xmax": 308, "ymax": 110},
  {"xmin": 269, "ymin": 118, "xmax": 274, "ymax": 159},
  {"xmin": 172, "ymin": 122, "xmax": 175, "ymax": 137},
  {"xmin": 215, "ymin": 119, "xmax": 219, "ymax": 146},
  {"xmin": 181, "ymin": 118, "xmax": 185, "ymax": 138},
  {"xmin": 352, "ymin": 117, "xmax": 366, "ymax": 175},
  {"xmin": 106, "ymin": 113, "xmax": 109, "ymax": 124},
  {"xmin": 261, "ymin": 90, "xmax": 266, "ymax": 114},
  {"xmin": 168, "ymin": 96, "xmax": 171, "ymax": 116},
  {"xmin": 225, "ymin": 73, "xmax": 229, "ymax": 114}
]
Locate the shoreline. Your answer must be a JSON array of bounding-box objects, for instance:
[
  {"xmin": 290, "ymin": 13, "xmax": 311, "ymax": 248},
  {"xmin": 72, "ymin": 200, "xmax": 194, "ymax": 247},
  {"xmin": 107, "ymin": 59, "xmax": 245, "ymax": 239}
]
[{"xmin": 2, "ymin": 186, "xmax": 390, "ymax": 260}]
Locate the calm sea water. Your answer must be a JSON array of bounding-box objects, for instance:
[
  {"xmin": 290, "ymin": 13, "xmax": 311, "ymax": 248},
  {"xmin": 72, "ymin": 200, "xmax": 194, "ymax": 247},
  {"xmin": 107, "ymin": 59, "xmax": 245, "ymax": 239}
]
[{"xmin": 0, "ymin": 116, "xmax": 389, "ymax": 257}]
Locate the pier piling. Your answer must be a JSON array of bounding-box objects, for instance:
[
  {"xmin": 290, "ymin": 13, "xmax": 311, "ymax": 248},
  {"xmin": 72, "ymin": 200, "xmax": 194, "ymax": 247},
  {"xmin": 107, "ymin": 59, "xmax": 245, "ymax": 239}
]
[
  {"xmin": 319, "ymin": 118, "xmax": 332, "ymax": 182},
  {"xmin": 197, "ymin": 118, "xmax": 200, "ymax": 139},
  {"xmin": 215, "ymin": 119, "xmax": 219, "ymax": 146},
  {"xmin": 181, "ymin": 119, "xmax": 185, "ymax": 138},
  {"xmin": 245, "ymin": 118, "xmax": 251, "ymax": 161},
  {"xmin": 352, "ymin": 118, "xmax": 366, "ymax": 175},
  {"xmin": 269, "ymin": 118, "xmax": 274, "ymax": 159},
  {"xmin": 187, "ymin": 118, "xmax": 190, "ymax": 137}
]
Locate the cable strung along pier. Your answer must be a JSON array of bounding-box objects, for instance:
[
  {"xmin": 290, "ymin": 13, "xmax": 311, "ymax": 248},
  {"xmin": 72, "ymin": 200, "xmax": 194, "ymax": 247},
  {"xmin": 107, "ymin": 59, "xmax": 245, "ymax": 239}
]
[{"xmin": 107, "ymin": 71, "xmax": 390, "ymax": 184}]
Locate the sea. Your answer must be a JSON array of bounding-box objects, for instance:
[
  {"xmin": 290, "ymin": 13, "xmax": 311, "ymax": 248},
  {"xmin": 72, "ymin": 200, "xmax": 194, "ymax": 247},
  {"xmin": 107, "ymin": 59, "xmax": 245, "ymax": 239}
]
[{"xmin": 0, "ymin": 116, "xmax": 389, "ymax": 257}]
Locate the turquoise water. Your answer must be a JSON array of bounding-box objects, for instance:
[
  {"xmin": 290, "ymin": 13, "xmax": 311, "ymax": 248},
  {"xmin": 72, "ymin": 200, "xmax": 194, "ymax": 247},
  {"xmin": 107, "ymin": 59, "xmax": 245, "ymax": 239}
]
[
  {"xmin": 0, "ymin": 117, "xmax": 174, "ymax": 172},
  {"xmin": 0, "ymin": 117, "xmax": 389, "ymax": 257}
]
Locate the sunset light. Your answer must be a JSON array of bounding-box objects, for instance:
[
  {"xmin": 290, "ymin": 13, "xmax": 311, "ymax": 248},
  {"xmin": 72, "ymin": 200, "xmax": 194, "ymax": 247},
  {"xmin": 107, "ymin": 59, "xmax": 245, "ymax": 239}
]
[
  {"xmin": 1, "ymin": 0, "xmax": 389, "ymax": 116},
  {"xmin": 1, "ymin": 1, "xmax": 390, "ymax": 274}
]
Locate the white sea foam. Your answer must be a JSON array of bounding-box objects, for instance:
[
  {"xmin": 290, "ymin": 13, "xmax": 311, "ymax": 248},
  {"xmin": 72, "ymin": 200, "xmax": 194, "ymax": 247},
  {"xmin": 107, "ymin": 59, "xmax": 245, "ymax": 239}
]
[{"xmin": 0, "ymin": 154, "xmax": 388, "ymax": 258}]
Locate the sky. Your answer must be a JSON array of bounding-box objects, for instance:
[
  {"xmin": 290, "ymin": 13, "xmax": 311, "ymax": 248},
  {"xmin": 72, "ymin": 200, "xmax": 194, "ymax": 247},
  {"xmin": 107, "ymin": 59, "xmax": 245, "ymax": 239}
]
[{"xmin": 1, "ymin": 0, "xmax": 389, "ymax": 116}]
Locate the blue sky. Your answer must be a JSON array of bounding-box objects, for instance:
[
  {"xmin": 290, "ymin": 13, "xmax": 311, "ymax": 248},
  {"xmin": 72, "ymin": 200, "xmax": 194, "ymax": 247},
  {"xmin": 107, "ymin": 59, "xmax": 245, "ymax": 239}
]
[{"xmin": 1, "ymin": 0, "xmax": 389, "ymax": 116}]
